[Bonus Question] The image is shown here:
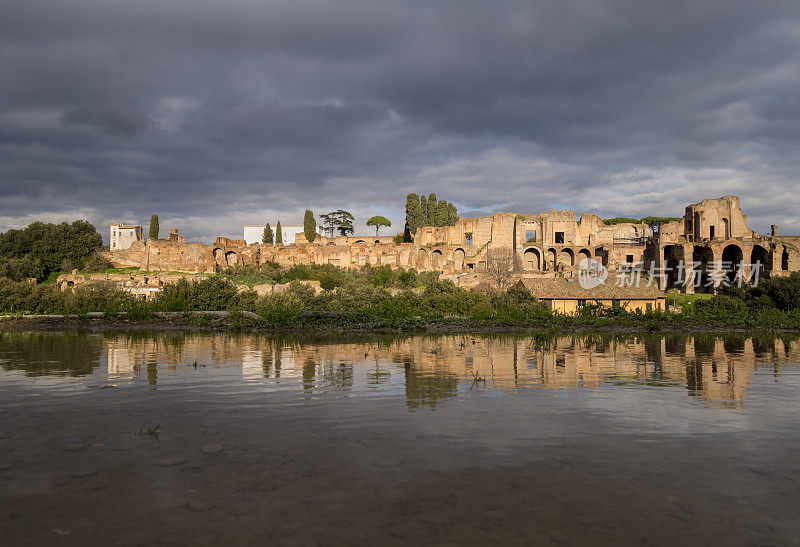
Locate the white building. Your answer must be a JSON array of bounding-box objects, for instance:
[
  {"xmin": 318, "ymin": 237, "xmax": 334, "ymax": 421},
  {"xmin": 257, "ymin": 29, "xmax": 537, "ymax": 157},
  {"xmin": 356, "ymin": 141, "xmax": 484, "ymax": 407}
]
[
  {"xmin": 243, "ymin": 224, "xmax": 322, "ymax": 245},
  {"xmin": 110, "ymin": 223, "xmax": 143, "ymax": 250}
]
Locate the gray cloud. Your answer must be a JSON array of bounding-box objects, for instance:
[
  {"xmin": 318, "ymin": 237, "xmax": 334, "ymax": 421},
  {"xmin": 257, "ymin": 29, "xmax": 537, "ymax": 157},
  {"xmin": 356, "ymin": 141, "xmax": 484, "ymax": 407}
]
[
  {"xmin": 61, "ymin": 108, "xmax": 153, "ymax": 137},
  {"xmin": 1, "ymin": 0, "xmax": 799, "ymax": 242}
]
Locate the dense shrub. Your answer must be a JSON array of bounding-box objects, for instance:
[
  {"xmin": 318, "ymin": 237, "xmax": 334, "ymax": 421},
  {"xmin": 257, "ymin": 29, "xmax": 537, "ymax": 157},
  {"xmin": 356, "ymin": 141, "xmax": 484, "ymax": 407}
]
[
  {"xmin": 4, "ymin": 262, "xmax": 800, "ymax": 330},
  {"xmin": 0, "ymin": 255, "xmax": 46, "ymax": 282},
  {"xmin": 713, "ymin": 272, "xmax": 800, "ymax": 312},
  {"xmin": 0, "ymin": 278, "xmax": 135, "ymax": 314},
  {"xmin": 153, "ymin": 277, "xmax": 239, "ymax": 311}
]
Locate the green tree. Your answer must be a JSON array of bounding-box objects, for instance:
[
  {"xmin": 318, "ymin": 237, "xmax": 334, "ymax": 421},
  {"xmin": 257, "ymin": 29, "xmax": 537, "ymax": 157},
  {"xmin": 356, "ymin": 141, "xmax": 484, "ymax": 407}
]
[
  {"xmin": 404, "ymin": 193, "xmax": 423, "ymax": 241},
  {"xmin": 319, "ymin": 213, "xmax": 334, "ymax": 237},
  {"xmin": 447, "ymin": 202, "xmax": 459, "ymax": 224},
  {"xmin": 262, "ymin": 223, "xmax": 273, "ymax": 245},
  {"xmin": 366, "ymin": 216, "xmax": 391, "ymax": 236},
  {"xmin": 434, "ymin": 200, "xmax": 448, "ymax": 226},
  {"xmin": 420, "ymin": 195, "xmax": 428, "ymax": 227},
  {"xmin": 603, "ymin": 217, "xmax": 640, "ymax": 225},
  {"xmin": 275, "ymin": 221, "xmax": 283, "ymax": 244},
  {"xmin": 427, "ymin": 193, "xmax": 437, "ymax": 225},
  {"xmin": 321, "ymin": 210, "xmax": 355, "ymax": 236},
  {"xmin": 0, "ymin": 220, "xmax": 103, "ymax": 281},
  {"xmin": 303, "ymin": 210, "xmax": 317, "ymax": 243},
  {"xmin": 149, "ymin": 214, "xmax": 159, "ymax": 240}
]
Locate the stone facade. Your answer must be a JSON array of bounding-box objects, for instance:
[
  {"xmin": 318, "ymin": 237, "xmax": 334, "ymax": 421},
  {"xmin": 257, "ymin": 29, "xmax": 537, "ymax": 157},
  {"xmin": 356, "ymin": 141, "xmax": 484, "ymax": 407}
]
[
  {"xmin": 104, "ymin": 196, "xmax": 800, "ymax": 295},
  {"xmin": 645, "ymin": 195, "xmax": 800, "ymax": 293}
]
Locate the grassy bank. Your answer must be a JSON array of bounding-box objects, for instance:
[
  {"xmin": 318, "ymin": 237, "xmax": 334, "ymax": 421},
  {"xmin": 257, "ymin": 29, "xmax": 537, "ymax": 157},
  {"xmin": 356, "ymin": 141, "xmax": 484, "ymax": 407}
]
[{"xmin": 3, "ymin": 265, "xmax": 800, "ymax": 333}]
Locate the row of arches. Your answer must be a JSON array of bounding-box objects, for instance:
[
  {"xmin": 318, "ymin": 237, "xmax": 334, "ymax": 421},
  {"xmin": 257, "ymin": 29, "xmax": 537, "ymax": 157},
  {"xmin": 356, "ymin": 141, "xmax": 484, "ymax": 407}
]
[
  {"xmin": 523, "ymin": 247, "xmax": 592, "ymax": 271},
  {"xmin": 415, "ymin": 246, "xmax": 598, "ymax": 272},
  {"xmin": 416, "ymin": 248, "xmax": 466, "ymax": 270},
  {"xmin": 674, "ymin": 243, "xmax": 784, "ymax": 293}
]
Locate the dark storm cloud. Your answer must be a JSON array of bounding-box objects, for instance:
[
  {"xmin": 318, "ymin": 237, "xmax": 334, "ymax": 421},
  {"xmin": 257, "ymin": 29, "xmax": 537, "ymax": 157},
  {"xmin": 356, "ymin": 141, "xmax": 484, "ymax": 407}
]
[
  {"xmin": 1, "ymin": 0, "xmax": 799, "ymax": 241},
  {"xmin": 61, "ymin": 108, "xmax": 153, "ymax": 137}
]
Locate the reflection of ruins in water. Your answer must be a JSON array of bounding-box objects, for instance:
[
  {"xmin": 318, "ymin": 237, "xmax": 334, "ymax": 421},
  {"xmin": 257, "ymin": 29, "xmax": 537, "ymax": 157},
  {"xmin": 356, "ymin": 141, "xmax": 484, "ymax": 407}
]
[{"xmin": 96, "ymin": 333, "xmax": 800, "ymax": 408}]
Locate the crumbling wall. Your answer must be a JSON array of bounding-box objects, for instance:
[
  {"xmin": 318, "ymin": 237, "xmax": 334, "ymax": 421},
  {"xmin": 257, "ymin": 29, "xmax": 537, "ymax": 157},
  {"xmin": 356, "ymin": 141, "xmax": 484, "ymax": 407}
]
[{"xmin": 681, "ymin": 195, "xmax": 755, "ymax": 240}]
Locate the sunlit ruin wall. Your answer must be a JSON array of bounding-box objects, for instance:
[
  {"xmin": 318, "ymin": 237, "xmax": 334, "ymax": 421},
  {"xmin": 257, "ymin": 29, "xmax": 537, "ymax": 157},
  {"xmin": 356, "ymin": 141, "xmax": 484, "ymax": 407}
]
[{"xmin": 105, "ymin": 195, "xmax": 800, "ymax": 293}]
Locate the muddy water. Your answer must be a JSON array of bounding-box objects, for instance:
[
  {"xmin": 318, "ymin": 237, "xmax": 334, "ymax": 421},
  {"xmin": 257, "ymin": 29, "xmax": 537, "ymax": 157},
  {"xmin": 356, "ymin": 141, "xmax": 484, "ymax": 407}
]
[{"xmin": 1, "ymin": 331, "xmax": 799, "ymax": 545}]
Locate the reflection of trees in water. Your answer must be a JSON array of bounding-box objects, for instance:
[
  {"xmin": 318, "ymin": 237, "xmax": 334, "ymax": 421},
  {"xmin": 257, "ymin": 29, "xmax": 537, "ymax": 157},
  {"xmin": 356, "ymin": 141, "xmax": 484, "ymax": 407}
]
[
  {"xmin": 146, "ymin": 355, "xmax": 158, "ymax": 387},
  {"xmin": 752, "ymin": 335, "xmax": 775, "ymax": 357},
  {"xmin": 0, "ymin": 332, "xmax": 102, "ymax": 377},
  {"xmin": 260, "ymin": 341, "xmax": 282, "ymax": 378},
  {"xmin": 321, "ymin": 361, "xmax": 353, "ymax": 389},
  {"xmin": 723, "ymin": 334, "xmax": 746, "ymax": 355},
  {"xmin": 685, "ymin": 359, "xmax": 703, "ymax": 393},
  {"xmin": 303, "ymin": 357, "xmax": 316, "ymax": 390},
  {"xmin": 403, "ymin": 358, "xmax": 459, "ymax": 410},
  {"xmin": 664, "ymin": 334, "xmax": 688, "ymax": 356},
  {"xmin": 366, "ymin": 355, "xmax": 391, "ymax": 385},
  {"xmin": 693, "ymin": 335, "xmax": 717, "ymax": 357}
]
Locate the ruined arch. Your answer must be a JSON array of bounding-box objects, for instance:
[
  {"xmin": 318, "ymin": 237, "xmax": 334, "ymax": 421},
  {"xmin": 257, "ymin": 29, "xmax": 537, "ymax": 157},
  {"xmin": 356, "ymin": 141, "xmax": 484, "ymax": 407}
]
[
  {"xmin": 558, "ymin": 248, "xmax": 574, "ymax": 267},
  {"xmin": 524, "ymin": 248, "xmax": 541, "ymax": 270},
  {"xmin": 213, "ymin": 248, "xmax": 224, "ymax": 266},
  {"xmin": 663, "ymin": 245, "xmax": 683, "ymax": 290},
  {"xmin": 355, "ymin": 240, "xmax": 366, "ymax": 244},
  {"xmin": 374, "ymin": 240, "xmax": 381, "ymax": 244},
  {"xmin": 577, "ymin": 249, "xmax": 591, "ymax": 264},
  {"xmin": 693, "ymin": 246, "xmax": 714, "ymax": 293},
  {"xmin": 417, "ymin": 248, "xmax": 429, "ymax": 269},
  {"xmin": 547, "ymin": 248, "xmax": 557, "ymax": 270},
  {"xmin": 781, "ymin": 246, "xmax": 800, "ymax": 271},
  {"xmin": 225, "ymin": 250, "xmax": 238, "ymax": 267},
  {"xmin": 721, "ymin": 244, "xmax": 743, "ymax": 285},
  {"xmin": 453, "ymin": 248, "xmax": 465, "ymax": 270},
  {"xmin": 750, "ymin": 245, "xmax": 771, "ymax": 280},
  {"xmin": 431, "ymin": 249, "xmax": 443, "ymax": 269}
]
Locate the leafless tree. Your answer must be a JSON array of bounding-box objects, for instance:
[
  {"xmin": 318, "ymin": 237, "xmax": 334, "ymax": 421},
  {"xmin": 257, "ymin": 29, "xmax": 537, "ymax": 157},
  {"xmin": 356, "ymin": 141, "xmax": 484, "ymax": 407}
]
[{"xmin": 483, "ymin": 247, "xmax": 517, "ymax": 291}]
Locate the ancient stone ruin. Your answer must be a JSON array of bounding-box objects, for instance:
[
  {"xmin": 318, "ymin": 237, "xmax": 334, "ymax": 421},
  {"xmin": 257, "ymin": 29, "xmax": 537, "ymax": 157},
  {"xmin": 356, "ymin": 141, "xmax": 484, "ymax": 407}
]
[{"xmin": 103, "ymin": 196, "xmax": 800, "ymax": 294}]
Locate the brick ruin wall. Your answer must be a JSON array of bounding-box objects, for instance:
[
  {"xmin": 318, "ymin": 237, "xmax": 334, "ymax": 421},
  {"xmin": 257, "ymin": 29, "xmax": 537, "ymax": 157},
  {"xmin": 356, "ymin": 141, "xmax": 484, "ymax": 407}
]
[{"xmin": 103, "ymin": 197, "xmax": 800, "ymax": 289}]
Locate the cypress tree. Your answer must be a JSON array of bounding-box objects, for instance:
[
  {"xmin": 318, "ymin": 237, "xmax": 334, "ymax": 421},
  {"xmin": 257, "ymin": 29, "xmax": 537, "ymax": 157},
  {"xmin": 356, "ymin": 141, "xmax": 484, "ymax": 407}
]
[
  {"xmin": 275, "ymin": 221, "xmax": 283, "ymax": 244},
  {"xmin": 427, "ymin": 193, "xmax": 437, "ymax": 225},
  {"xmin": 149, "ymin": 214, "xmax": 159, "ymax": 240},
  {"xmin": 447, "ymin": 202, "xmax": 458, "ymax": 224},
  {"xmin": 262, "ymin": 223, "xmax": 273, "ymax": 245},
  {"xmin": 405, "ymin": 193, "xmax": 423, "ymax": 238},
  {"xmin": 420, "ymin": 195, "xmax": 428, "ymax": 227},
  {"xmin": 434, "ymin": 200, "xmax": 448, "ymax": 226},
  {"xmin": 303, "ymin": 210, "xmax": 316, "ymax": 243}
]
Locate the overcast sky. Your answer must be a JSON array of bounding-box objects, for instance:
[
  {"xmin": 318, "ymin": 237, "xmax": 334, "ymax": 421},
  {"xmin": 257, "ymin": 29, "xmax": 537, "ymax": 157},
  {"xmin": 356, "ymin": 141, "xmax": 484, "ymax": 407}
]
[{"xmin": 2, "ymin": 0, "xmax": 800, "ymax": 242}]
